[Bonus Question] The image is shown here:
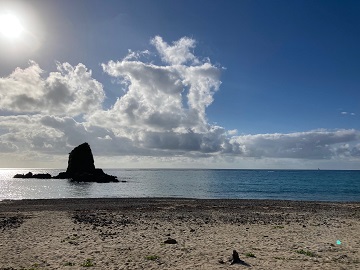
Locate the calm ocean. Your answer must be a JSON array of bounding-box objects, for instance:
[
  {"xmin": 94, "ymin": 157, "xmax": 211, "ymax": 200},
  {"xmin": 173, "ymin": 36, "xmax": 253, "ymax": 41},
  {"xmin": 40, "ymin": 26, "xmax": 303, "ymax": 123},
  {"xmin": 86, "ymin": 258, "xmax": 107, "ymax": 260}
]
[{"xmin": 0, "ymin": 169, "xmax": 359, "ymax": 202}]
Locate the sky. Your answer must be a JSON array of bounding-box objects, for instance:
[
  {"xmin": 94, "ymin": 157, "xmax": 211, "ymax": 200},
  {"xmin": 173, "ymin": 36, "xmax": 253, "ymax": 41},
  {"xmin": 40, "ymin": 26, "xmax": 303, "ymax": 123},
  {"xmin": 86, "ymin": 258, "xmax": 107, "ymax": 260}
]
[{"xmin": 0, "ymin": 0, "xmax": 359, "ymax": 169}]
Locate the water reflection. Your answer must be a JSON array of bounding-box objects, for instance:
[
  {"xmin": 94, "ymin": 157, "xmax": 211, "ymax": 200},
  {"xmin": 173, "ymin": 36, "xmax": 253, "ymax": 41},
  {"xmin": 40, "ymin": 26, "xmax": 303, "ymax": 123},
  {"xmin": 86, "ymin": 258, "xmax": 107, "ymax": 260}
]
[{"xmin": 67, "ymin": 180, "xmax": 93, "ymax": 197}]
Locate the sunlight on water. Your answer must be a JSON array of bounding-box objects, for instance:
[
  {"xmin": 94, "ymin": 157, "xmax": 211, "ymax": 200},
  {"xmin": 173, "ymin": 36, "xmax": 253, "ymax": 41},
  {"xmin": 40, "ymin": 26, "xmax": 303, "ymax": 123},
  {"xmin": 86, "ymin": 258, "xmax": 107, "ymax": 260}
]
[{"xmin": 0, "ymin": 169, "xmax": 359, "ymax": 201}]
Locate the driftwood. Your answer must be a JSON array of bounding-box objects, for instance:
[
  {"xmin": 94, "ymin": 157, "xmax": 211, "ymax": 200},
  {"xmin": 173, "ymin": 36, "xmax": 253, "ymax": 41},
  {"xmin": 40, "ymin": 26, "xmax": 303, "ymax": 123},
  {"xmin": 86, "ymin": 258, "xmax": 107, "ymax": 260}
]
[{"xmin": 231, "ymin": 250, "xmax": 242, "ymax": 264}]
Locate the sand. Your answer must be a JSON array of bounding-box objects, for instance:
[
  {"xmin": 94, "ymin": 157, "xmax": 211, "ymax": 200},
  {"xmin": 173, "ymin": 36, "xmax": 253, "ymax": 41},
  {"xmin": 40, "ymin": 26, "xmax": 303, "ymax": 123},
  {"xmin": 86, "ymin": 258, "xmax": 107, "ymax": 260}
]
[{"xmin": 0, "ymin": 198, "xmax": 359, "ymax": 270}]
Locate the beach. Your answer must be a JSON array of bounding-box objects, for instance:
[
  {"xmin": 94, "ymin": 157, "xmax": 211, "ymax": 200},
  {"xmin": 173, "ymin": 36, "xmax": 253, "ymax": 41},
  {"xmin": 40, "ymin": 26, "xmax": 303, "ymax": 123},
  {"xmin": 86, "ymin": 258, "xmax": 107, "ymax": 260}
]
[{"xmin": 0, "ymin": 198, "xmax": 359, "ymax": 270}]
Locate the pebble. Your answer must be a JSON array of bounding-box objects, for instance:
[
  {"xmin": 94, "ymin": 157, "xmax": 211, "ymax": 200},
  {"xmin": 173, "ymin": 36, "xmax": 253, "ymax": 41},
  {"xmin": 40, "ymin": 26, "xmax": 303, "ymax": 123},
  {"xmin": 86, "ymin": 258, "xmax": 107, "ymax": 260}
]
[{"xmin": 164, "ymin": 238, "xmax": 177, "ymax": 244}]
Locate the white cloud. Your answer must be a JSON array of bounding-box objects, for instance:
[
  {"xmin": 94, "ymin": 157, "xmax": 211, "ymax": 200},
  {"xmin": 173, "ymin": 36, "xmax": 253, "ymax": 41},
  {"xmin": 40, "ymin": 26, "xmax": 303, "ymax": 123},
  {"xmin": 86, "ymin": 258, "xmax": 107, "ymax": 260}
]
[
  {"xmin": 0, "ymin": 141, "xmax": 18, "ymax": 153},
  {"xmin": 227, "ymin": 129, "xmax": 238, "ymax": 136},
  {"xmin": 123, "ymin": 49, "xmax": 150, "ymax": 61},
  {"xmin": 340, "ymin": 111, "xmax": 356, "ymax": 116},
  {"xmin": 0, "ymin": 61, "xmax": 104, "ymax": 116},
  {"xmin": 0, "ymin": 114, "xmax": 142, "ymax": 159},
  {"xmin": 151, "ymin": 36, "xmax": 199, "ymax": 65},
  {"xmin": 230, "ymin": 129, "xmax": 360, "ymax": 159},
  {"xmin": 96, "ymin": 37, "xmax": 221, "ymax": 136},
  {"xmin": 0, "ymin": 36, "xmax": 360, "ymax": 168}
]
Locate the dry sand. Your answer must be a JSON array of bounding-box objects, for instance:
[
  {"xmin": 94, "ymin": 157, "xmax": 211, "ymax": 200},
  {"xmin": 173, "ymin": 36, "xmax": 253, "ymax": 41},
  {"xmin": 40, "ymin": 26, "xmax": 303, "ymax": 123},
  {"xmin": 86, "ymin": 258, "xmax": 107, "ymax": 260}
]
[{"xmin": 0, "ymin": 198, "xmax": 359, "ymax": 270}]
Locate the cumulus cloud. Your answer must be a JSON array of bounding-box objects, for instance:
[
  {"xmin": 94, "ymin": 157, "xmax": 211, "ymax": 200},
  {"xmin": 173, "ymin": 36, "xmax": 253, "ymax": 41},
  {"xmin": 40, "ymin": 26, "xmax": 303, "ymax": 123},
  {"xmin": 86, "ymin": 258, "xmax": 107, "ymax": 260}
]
[
  {"xmin": 98, "ymin": 61, "xmax": 220, "ymax": 133},
  {"xmin": 94, "ymin": 36, "xmax": 221, "ymax": 139},
  {"xmin": 230, "ymin": 129, "xmax": 360, "ymax": 159},
  {"xmin": 151, "ymin": 36, "xmax": 199, "ymax": 65},
  {"xmin": 0, "ymin": 36, "xmax": 360, "ymax": 168},
  {"xmin": 0, "ymin": 61, "xmax": 104, "ymax": 116},
  {"xmin": 123, "ymin": 49, "xmax": 150, "ymax": 61},
  {"xmin": 0, "ymin": 114, "xmax": 140, "ymax": 157}
]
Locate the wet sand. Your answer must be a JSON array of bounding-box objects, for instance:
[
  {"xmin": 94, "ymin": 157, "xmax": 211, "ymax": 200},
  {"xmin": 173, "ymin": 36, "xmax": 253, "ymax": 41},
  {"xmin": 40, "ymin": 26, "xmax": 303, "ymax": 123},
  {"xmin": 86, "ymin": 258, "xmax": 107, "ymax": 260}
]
[{"xmin": 0, "ymin": 198, "xmax": 359, "ymax": 269}]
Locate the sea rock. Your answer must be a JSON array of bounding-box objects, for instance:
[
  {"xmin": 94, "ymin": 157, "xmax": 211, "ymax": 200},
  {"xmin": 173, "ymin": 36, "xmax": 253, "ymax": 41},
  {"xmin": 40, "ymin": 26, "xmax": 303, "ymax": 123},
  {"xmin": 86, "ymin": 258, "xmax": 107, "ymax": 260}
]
[
  {"xmin": 54, "ymin": 142, "xmax": 118, "ymax": 183},
  {"xmin": 13, "ymin": 172, "xmax": 52, "ymax": 179},
  {"xmin": 13, "ymin": 143, "xmax": 118, "ymax": 183},
  {"xmin": 13, "ymin": 172, "xmax": 33, "ymax": 178},
  {"xmin": 66, "ymin": 142, "xmax": 96, "ymax": 175},
  {"xmin": 69, "ymin": 169, "xmax": 118, "ymax": 183}
]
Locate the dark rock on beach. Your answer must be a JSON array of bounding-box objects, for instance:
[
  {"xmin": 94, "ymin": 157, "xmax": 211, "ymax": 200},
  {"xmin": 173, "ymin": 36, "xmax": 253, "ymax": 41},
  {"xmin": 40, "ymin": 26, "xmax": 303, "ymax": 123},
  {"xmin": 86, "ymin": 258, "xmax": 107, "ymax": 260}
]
[{"xmin": 164, "ymin": 238, "xmax": 177, "ymax": 244}]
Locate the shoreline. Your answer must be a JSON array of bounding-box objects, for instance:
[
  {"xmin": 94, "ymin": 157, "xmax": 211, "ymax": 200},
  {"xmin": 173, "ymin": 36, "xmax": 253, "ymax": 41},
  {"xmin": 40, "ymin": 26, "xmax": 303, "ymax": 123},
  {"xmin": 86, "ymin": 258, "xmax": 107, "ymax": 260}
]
[
  {"xmin": 0, "ymin": 197, "xmax": 359, "ymax": 212},
  {"xmin": 1, "ymin": 198, "xmax": 359, "ymax": 269},
  {"xmin": 0, "ymin": 197, "xmax": 360, "ymax": 213}
]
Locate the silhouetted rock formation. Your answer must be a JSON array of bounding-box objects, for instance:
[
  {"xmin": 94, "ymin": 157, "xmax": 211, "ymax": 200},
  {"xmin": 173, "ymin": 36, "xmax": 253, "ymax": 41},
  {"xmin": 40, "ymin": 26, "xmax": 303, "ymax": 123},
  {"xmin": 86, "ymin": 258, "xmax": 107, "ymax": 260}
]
[
  {"xmin": 54, "ymin": 143, "xmax": 118, "ymax": 183},
  {"xmin": 13, "ymin": 143, "xmax": 118, "ymax": 183},
  {"xmin": 13, "ymin": 172, "xmax": 52, "ymax": 179},
  {"xmin": 67, "ymin": 143, "xmax": 96, "ymax": 175}
]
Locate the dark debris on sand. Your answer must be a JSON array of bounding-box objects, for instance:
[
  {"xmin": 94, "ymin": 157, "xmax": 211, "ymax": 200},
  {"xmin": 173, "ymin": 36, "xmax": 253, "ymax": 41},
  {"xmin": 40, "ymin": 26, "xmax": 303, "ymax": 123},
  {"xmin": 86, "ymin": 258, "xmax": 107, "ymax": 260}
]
[
  {"xmin": 0, "ymin": 216, "xmax": 24, "ymax": 231},
  {"xmin": 72, "ymin": 211, "xmax": 135, "ymax": 240},
  {"xmin": 72, "ymin": 211, "xmax": 133, "ymax": 228},
  {"xmin": 0, "ymin": 198, "xmax": 359, "ymax": 228}
]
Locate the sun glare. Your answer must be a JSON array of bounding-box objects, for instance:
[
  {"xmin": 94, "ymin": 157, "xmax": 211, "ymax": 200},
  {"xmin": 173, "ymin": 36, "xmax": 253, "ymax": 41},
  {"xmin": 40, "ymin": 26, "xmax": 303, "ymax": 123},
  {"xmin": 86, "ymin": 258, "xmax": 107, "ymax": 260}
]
[{"xmin": 0, "ymin": 13, "xmax": 23, "ymax": 39}]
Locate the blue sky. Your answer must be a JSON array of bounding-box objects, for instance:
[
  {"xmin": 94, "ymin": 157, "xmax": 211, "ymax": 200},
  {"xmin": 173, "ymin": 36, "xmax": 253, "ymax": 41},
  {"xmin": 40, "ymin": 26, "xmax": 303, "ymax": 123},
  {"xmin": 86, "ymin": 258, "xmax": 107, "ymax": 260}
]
[{"xmin": 0, "ymin": 0, "xmax": 359, "ymax": 169}]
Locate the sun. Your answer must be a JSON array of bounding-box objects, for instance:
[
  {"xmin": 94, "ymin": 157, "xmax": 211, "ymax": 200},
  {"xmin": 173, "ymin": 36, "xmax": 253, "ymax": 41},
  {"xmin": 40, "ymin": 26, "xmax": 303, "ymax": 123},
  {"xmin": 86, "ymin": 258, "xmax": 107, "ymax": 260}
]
[{"xmin": 0, "ymin": 13, "xmax": 23, "ymax": 39}]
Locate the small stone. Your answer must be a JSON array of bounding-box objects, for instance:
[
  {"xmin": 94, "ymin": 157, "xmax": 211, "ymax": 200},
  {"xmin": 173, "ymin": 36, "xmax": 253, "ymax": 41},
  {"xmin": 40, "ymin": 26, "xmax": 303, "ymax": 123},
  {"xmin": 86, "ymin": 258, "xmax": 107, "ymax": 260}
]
[{"xmin": 164, "ymin": 238, "xmax": 177, "ymax": 244}]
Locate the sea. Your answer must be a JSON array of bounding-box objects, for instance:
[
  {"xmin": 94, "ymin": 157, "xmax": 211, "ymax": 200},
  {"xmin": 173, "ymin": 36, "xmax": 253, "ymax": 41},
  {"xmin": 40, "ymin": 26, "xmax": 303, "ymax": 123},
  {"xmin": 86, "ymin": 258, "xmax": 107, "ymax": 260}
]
[{"xmin": 0, "ymin": 169, "xmax": 359, "ymax": 202}]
